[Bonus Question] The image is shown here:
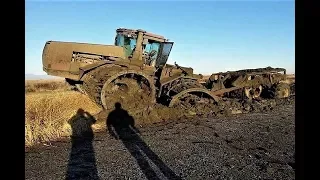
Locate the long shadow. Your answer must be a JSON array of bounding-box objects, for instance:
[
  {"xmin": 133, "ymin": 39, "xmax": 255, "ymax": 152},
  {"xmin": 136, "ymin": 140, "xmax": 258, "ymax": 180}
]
[
  {"xmin": 107, "ymin": 102, "xmax": 182, "ymax": 180},
  {"xmin": 66, "ymin": 108, "xmax": 99, "ymax": 180}
]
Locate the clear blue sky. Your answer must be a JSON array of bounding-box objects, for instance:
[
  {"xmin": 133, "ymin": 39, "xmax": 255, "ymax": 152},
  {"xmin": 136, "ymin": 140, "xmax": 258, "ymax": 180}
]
[{"xmin": 26, "ymin": 1, "xmax": 295, "ymax": 75}]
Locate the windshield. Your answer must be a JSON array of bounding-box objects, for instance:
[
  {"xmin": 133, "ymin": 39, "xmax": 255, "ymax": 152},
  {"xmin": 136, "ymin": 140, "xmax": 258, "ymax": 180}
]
[
  {"xmin": 155, "ymin": 42, "xmax": 173, "ymax": 67},
  {"xmin": 144, "ymin": 42, "xmax": 160, "ymax": 65},
  {"xmin": 115, "ymin": 34, "xmax": 137, "ymax": 57},
  {"xmin": 115, "ymin": 34, "xmax": 124, "ymax": 46}
]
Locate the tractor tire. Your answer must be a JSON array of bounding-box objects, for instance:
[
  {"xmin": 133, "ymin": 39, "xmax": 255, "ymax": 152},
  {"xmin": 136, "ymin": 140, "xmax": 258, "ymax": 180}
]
[{"xmin": 274, "ymin": 83, "xmax": 290, "ymax": 98}]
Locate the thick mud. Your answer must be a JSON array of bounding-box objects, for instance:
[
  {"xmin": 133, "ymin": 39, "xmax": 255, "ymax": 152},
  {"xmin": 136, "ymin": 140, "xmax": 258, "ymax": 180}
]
[
  {"xmin": 82, "ymin": 65, "xmax": 295, "ymax": 126},
  {"xmin": 95, "ymin": 92, "xmax": 295, "ymax": 126}
]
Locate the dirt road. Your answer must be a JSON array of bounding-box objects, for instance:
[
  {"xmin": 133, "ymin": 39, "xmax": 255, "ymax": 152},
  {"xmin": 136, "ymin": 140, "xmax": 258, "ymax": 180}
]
[{"xmin": 25, "ymin": 99, "xmax": 295, "ymax": 180}]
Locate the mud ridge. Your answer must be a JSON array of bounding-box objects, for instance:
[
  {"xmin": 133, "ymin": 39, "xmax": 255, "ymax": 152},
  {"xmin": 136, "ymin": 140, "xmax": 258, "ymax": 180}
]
[{"xmin": 95, "ymin": 94, "xmax": 295, "ymax": 126}]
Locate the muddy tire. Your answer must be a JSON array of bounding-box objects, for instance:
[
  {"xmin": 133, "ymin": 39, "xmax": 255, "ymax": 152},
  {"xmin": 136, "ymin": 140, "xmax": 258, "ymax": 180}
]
[
  {"xmin": 100, "ymin": 73, "xmax": 155, "ymax": 111},
  {"xmin": 82, "ymin": 65, "xmax": 123, "ymax": 107},
  {"xmin": 244, "ymin": 85, "xmax": 263, "ymax": 100},
  {"xmin": 167, "ymin": 79, "xmax": 219, "ymax": 108},
  {"xmin": 168, "ymin": 88, "xmax": 219, "ymax": 108},
  {"xmin": 82, "ymin": 66, "xmax": 156, "ymax": 111},
  {"xmin": 290, "ymin": 83, "xmax": 295, "ymax": 95},
  {"xmin": 274, "ymin": 83, "xmax": 290, "ymax": 98},
  {"xmin": 82, "ymin": 65, "xmax": 155, "ymax": 111}
]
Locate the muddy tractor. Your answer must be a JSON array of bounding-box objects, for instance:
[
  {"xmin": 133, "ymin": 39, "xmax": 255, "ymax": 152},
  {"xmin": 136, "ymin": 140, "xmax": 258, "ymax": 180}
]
[
  {"xmin": 42, "ymin": 28, "xmax": 219, "ymax": 110},
  {"xmin": 202, "ymin": 67, "xmax": 291, "ymax": 100},
  {"xmin": 42, "ymin": 28, "xmax": 291, "ymax": 110}
]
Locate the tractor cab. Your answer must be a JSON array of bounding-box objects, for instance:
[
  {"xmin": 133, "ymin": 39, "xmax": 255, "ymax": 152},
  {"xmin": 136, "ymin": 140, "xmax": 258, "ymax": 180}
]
[{"xmin": 114, "ymin": 28, "xmax": 174, "ymax": 68}]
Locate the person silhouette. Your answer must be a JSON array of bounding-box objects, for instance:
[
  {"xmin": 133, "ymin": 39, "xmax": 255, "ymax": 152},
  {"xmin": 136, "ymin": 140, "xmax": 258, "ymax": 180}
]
[
  {"xmin": 107, "ymin": 102, "xmax": 140, "ymax": 140},
  {"xmin": 106, "ymin": 103, "xmax": 182, "ymax": 180},
  {"xmin": 68, "ymin": 108, "xmax": 97, "ymax": 139},
  {"xmin": 66, "ymin": 108, "xmax": 99, "ymax": 180}
]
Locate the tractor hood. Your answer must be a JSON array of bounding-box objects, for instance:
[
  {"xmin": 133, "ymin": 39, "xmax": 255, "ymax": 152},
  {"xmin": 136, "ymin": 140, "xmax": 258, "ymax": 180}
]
[{"xmin": 42, "ymin": 41, "xmax": 125, "ymax": 70}]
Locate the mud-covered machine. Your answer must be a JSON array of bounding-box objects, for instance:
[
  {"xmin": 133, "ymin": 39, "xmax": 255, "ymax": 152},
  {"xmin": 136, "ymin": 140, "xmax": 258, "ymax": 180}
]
[{"xmin": 42, "ymin": 28, "xmax": 290, "ymax": 110}]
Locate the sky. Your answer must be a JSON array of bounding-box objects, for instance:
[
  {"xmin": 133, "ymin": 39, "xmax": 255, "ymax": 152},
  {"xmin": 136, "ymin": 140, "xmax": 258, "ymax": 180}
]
[{"xmin": 26, "ymin": 0, "xmax": 295, "ymax": 76}]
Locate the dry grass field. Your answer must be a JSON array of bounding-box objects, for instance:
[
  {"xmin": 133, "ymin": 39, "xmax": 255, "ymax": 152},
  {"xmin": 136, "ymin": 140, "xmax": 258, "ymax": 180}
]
[
  {"xmin": 25, "ymin": 79, "xmax": 70, "ymax": 93},
  {"xmin": 25, "ymin": 79, "xmax": 102, "ymax": 147}
]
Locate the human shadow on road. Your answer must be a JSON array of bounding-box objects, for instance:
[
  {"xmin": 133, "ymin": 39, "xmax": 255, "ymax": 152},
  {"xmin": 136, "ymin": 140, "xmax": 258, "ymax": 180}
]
[
  {"xmin": 107, "ymin": 102, "xmax": 182, "ymax": 180},
  {"xmin": 66, "ymin": 108, "xmax": 99, "ymax": 180}
]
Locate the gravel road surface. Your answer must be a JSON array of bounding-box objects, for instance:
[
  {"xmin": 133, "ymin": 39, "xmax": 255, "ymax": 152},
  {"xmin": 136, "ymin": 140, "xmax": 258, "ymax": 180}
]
[{"xmin": 25, "ymin": 100, "xmax": 295, "ymax": 180}]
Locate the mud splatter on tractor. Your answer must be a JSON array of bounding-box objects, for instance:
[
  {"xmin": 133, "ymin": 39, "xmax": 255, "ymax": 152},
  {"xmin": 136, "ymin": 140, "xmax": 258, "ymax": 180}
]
[{"xmin": 42, "ymin": 28, "xmax": 292, "ymax": 112}]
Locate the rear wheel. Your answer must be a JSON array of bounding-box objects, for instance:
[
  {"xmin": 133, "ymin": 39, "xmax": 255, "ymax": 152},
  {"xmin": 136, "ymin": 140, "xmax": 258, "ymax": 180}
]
[
  {"xmin": 168, "ymin": 87, "xmax": 219, "ymax": 108},
  {"xmin": 101, "ymin": 73, "xmax": 155, "ymax": 111}
]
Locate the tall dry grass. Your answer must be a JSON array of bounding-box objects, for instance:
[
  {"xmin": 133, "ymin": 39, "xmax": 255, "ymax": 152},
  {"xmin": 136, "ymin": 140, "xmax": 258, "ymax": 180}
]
[
  {"xmin": 25, "ymin": 91, "xmax": 101, "ymax": 147},
  {"xmin": 25, "ymin": 79, "xmax": 71, "ymax": 93}
]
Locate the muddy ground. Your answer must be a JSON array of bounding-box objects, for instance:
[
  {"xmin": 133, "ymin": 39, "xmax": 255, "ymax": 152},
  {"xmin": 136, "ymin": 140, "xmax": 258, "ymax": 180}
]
[
  {"xmin": 25, "ymin": 96, "xmax": 295, "ymax": 180},
  {"xmin": 95, "ymin": 93, "xmax": 295, "ymax": 126}
]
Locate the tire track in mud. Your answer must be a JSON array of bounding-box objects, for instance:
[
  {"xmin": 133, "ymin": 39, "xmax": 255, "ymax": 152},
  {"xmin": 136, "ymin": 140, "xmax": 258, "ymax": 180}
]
[
  {"xmin": 94, "ymin": 93, "xmax": 295, "ymax": 126},
  {"xmin": 82, "ymin": 66, "xmax": 295, "ymax": 126}
]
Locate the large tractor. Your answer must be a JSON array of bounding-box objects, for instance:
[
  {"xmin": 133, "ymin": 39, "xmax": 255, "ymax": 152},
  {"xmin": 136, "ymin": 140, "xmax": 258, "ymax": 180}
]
[
  {"xmin": 42, "ymin": 28, "xmax": 291, "ymax": 111},
  {"xmin": 42, "ymin": 28, "xmax": 219, "ymax": 110}
]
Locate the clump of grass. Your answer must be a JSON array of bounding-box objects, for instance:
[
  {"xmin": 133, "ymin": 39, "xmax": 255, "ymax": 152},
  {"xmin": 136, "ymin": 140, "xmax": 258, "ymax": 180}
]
[
  {"xmin": 25, "ymin": 91, "xmax": 101, "ymax": 147},
  {"xmin": 25, "ymin": 79, "xmax": 71, "ymax": 93}
]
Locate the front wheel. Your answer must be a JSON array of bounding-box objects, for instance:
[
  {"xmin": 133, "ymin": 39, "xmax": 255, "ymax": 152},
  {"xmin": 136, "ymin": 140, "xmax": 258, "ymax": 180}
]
[{"xmin": 100, "ymin": 73, "xmax": 155, "ymax": 111}]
